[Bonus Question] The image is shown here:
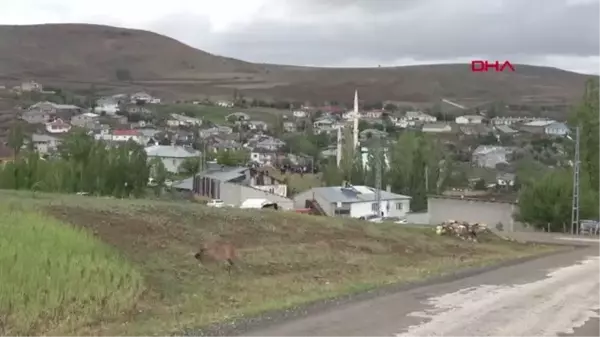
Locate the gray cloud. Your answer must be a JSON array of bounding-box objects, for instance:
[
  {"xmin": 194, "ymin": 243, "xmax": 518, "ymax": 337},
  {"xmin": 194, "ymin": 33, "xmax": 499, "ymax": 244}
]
[{"xmin": 151, "ymin": 0, "xmax": 599, "ymax": 67}]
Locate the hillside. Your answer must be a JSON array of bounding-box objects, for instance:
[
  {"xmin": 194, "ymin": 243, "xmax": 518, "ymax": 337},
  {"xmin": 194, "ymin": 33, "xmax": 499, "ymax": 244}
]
[
  {"xmin": 0, "ymin": 190, "xmax": 558, "ymax": 335},
  {"xmin": 0, "ymin": 23, "xmax": 595, "ymax": 104}
]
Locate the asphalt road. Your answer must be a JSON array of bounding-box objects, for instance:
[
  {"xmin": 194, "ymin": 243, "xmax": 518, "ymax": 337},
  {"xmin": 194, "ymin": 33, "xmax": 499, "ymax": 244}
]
[{"xmin": 244, "ymin": 243, "xmax": 599, "ymax": 336}]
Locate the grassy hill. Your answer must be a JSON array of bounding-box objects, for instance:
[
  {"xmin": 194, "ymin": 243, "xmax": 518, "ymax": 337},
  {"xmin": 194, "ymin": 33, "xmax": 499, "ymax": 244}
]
[
  {"xmin": 0, "ymin": 23, "xmax": 595, "ymax": 104},
  {"xmin": 0, "ymin": 190, "xmax": 561, "ymax": 335}
]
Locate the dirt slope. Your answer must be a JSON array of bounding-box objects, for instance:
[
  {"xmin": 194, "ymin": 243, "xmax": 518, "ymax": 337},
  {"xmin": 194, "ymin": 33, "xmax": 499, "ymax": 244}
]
[{"xmin": 0, "ymin": 23, "xmax": 595, "ymax": 104}]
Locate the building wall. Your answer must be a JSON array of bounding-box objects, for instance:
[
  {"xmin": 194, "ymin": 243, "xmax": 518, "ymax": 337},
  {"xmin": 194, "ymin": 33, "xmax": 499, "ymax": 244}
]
[
  {"xmin": 292, "ymin": 190, "xmax": 335, "ymax": 215},
  {"xmin": 349, "ymin": 199, "xmax": 411, "ymax": 218},
  {"xmin": 427, "ymin": 196, "xmax": 532, "ymax": 231},
  {"xmin": 219, "ymin": 182, "xmax": 294, "ymax": 209},
  {"xmin": 149, "ymin": 156, "xmax": 186, "ymax": 173}
]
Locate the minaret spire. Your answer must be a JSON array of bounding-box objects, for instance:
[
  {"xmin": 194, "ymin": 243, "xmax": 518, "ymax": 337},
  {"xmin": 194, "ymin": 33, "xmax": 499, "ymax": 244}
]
[{"xmin": 353, "ymin": 89, "xmax": 359, "ymax": 149}]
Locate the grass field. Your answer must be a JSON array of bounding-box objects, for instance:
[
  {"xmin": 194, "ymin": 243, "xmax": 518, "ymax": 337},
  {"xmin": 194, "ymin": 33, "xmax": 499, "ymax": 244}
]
[
  {"xmin": 154, "ymin": 104, "xmax": 289, "ymax": 125},
  {"xmin": 0, "ymin": 190, "xmax": 563, "ymax": 335},
  {"xmin": 0, "ymin": 203, "xmax": 144, "ymax": 335}
]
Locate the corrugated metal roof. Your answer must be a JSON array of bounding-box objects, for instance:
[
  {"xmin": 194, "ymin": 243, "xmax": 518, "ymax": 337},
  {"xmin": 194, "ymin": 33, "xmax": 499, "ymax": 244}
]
[
  {"xmin": 145, "ymin": 145, "xmax": 201, "ymax": 158},
  {"xmin": 313, "ymin": 185, "xmax": 411, "ymax": 203}
]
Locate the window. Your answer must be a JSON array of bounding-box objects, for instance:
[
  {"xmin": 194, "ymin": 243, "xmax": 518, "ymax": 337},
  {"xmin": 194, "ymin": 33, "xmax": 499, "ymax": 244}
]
[
  {"xmin": 371, "ymin": 203, "xmax": 378, "ymax": 212},
  {"xmin": 396, "ymin": 202, "xmax": 403, "ymax": 210}
]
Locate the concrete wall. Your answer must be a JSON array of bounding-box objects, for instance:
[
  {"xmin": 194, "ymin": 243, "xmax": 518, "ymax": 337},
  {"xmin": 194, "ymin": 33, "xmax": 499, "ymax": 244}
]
[
  {"xmin": 292, "ymin": 189, "xmax": 335, "ymax": 216},
  {"xmin": 219, "ymin": 182, "xmax": 294, "ymax": 210},
  {"xmin": 406, "ymin": 212, "xmax": 430, "ymax": 225},
  {"xmin": 427, "ymin": 196, "xmax": 531, "ymax": 231}
]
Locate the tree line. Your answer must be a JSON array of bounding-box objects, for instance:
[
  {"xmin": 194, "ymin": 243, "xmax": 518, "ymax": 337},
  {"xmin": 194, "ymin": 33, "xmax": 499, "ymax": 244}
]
[
  {"xmin": 517, "ymin": 79, "xmax": 599, "ymax": 231},
  {"xmin": 1, "ymin": 130, "xmax": 153, "ymax": 198},
  {"xmin": 322, "ymin": 128, "xmax": 449, "ymax": 211}
]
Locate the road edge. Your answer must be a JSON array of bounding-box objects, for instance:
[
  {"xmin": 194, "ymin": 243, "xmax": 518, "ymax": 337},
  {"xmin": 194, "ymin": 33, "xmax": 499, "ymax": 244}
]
[{"xmin": 185, "ymin": 244, "xmax": 585, "ymax": 336}]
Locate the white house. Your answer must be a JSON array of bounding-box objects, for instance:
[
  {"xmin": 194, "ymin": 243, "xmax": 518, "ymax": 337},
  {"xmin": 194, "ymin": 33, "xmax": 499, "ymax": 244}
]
[
  {"xmin": 544, "ymin": 122, "xmax": 570, "ymax": 136},
  {"xmin": 45, "ymin": 118, "xmax": 71, "ymax": 134},
  {"xmin": 95, "ymin": 129, "xmax": 147, "ymax": 145},
  {"xmin": 292, "ymin": 184, "xmax": 412, "ymax": 218},
  {"xmin": 31, "ymin": 134, "xmax": 61, "ymax": 154},
  {"xmin": 144, "ymin": 145, "xmax": 201, "ymax": 173},
  {"xmin": 94, "ymin": 97, "xmax": 120, "ymax": 115},
  {"xmin": 131, "ymin": 92, "xmax": 160, "ymax": 104},
  {"xmin": 216, "ymin": 101, "xmax": 234, "ymax": 108},
  {"xmin": 455, "ymin": 115, "xmax": 484, "ymax": 124},
  {"xmin": 422, "ymin": 123, "xmax": 452, "ymax": 133},
  {"xmin": 293, "ymin": 110, "xmax": 308, "ymax": 118}
]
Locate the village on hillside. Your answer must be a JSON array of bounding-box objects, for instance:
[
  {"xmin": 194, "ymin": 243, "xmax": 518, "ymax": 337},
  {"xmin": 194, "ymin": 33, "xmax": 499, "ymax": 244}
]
[{"xmin": 0, "ymin": 78, "xmax": 583, "ymax": 230}]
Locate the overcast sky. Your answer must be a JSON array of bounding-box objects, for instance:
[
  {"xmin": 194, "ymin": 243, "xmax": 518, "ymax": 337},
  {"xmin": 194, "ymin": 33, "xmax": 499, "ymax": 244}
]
[{"xmin": 2, "ymin": 0, "xmax": 599, "ymax": 74}]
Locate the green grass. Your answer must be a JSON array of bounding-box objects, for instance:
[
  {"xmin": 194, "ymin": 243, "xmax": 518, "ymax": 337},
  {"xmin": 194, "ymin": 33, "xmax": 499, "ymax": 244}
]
[
  {"xmin": 0, "ymin": 202, "xmax": 144, "ymax": 335},
  {"xmin": 0, "ymin": 190, "xmax": 564, "ymax": 335},
  {"xmin": 155, "ymin": 104, "xmax": 289, "ymax": 125}
]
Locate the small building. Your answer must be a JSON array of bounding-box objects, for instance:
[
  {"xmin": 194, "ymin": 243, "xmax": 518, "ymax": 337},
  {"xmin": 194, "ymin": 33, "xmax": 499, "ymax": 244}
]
[
  {"xmin": 455, "ymin": 115, "xmax": 484, "ymax": 124},
  {"xmin": 31, "ymin": 134, "xmax": 62, "ymax": 154},
  {"xmin": 422, "ymin": 123, "xmax": 452, "ymax": 133},
  {"xmin": 144, "ymin": 145, "xmax": 201, "ymax": 173},
  {"xmin": 293, "ymin": 184, "xmax": 412, "ymax": 218},
  {"xmin": 71, "ymin": 112, "xmax": 100, "ymax": 128},
  {"xmin": 46, "ymin": 118, "xmax": 71, "ymax": 134},
  {"xmin": 544, "ymin": 122, "xmax": 570, "ymax": 137}
]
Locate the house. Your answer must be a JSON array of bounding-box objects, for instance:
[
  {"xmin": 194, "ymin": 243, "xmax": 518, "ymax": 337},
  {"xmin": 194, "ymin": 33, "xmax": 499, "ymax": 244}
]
[
  {"xmin": 254, "ymin": 138, "xmax": 285, "ymax": 151},
  {"xmin": 472, "ymin": 145, "xmax": 515, "ymax": 169},
  {"xmin": 125, "ymin": 105, "xmax": 152, "ymax": 115},
  {"xmin": 18, "ymin": 81, "xmax": 43, "ymax": 92},
  {"xmin": 167, "ymin": 113, "xmax": 203, "ymax": 127},
  {"xmin": 248, "ymin": 120, "xmax": 268, "ymax": 131},
  {"xmin": 216, "ymin": 101, "xmax": 234, "ymax": 108},
  {"xmin": 46, "ymin": 118, "xmax": 72, "ymax": 134},
  {"xmin": 144, "ymin": 145, "xmax": 201, "ymax": 173},
  {"xmin": 422, "ymin": 123, "xmax": 452, "ymax": 133},
  {"xmin": 226, "ymin": 112, "xmax": 250, "ymax": 121},
  {"xmin": 364, "ymin": 109, "xmax": 384, "ymax": 119},
  {"xmin": 250, "ymin": 150, "xmax": 277, "ymax": 165},
  {"xmin": 71, "ymin": 112, "xmax": 100, "ymax": 128},
  {"xmin": 31, "ymin": 134, "xmax": 61, "ymax": 154},
  {"xmin": 392, "ymin": 111, "xmax": 436, "ymax": 128},
  {"xmin": 545, "ymin": 122, "xmax": 570, "ymax": 136},
  {"xmin": 199, "ymin": 127, "xmax": 222, "ymax": 138},
  {"xmin": 496, "ymin": 173, "xmax": 516, "ymax": 187},
  {"xmin": 131, "ymin": 92, "xmax": 160, "ymax": 104},
  {"xmin": 283, "ymin": 121, "xmax": 297, "ymax": 133},
  {"xmin": 95, "ymin": 129, "xmax": 146, "ymax": 144},
  {"xmin": 455, "ymin": 115, "xmax": 484, "ymax": 124},
  {"xmin": 293, "ymin": 184, "xmax": 412, "ymax": 218},
  {"xmin": 22, "ymin": 102, "xmax": 83, "ymax": 124},
  {"xmin": 190, "ymin": 164, "xmax": 293, "ymax": 208},
  {"xmin": 491, "ymin": 116, "xmax": 530, "ymax": 125},
  {"xmin": 293, "ymin": 110, "xmax": 308, "ymax": 118},
  {"xmin": 313, "ymin": 117, "xmax": 335, "ymax": 133},
  {"xmin": 94, "ymin": 97, "xmax": 121, "ymax": 115},
  {"xmin": 495, "ymin": 125, "xmax": 518, "ymax": 135},
  {"xmin": 460, "ymin": 124, "xmax": 492, "ymax": 136},
  {"xmin": 518, "ymin": 119, "xmax": 556, "ymax": 134}
]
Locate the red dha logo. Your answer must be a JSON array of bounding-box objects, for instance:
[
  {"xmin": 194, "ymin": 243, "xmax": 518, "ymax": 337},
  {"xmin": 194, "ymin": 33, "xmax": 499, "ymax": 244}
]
[{"xmin": 471, "ymin": 60, "xmax": 515, "ymax": 72}]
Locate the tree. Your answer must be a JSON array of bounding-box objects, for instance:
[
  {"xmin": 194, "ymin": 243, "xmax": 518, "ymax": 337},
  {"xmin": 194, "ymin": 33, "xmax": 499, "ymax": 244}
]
[
  {"xmin": 179, "ymin": 157, "xmax": 201, "ymax": 175},
  {"xmin": 517, "ymin": 169, "xmax": 597, "ymax": 231},
  {"xmin": 7, "ymin": 124, "xmax": 24, "ymax": 160}
]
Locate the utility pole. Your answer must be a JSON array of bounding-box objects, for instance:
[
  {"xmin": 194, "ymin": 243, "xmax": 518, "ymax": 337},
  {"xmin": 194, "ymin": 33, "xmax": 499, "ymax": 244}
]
[
  {"xmin": 374, "ymin": 134, "xmax": 382, "ymax": 217},
  {"xmin": 570, "ymin": 126, "xmax": 581, "ymax": 235},
  {"xmin": 425, "ymin": 165, "xmax": 429, "ymax": 193}
]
